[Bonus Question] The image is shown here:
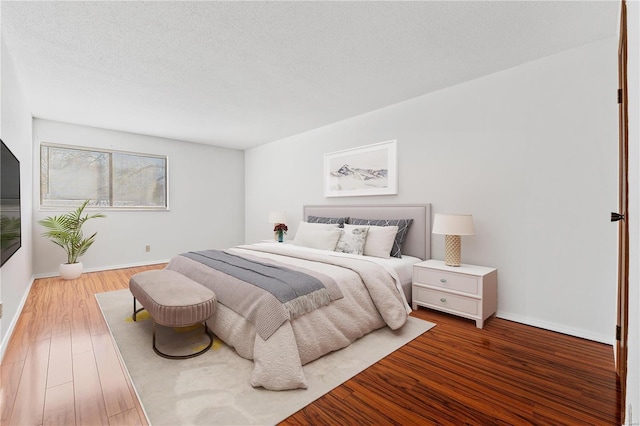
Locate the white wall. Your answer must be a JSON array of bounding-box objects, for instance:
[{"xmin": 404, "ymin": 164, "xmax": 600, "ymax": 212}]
[
  {"xmin": 625, "ymin": 1, "xmax": 639, "ymax": 423},
  {"xmin": 246, "ymin": 38, "xmax": 618, "ymax": 344},
  {"xmin": 32, "ymin": 119, "xmax": 245, "ymax": 275},
  {"xmin": 0, "ymin": 35, "xmax": 35, "ymax": 357}
]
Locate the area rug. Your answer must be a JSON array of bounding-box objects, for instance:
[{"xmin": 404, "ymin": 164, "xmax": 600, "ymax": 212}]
[{"xmin": 96, "ymin": 289, "xmax": 435, "ymax": 425}]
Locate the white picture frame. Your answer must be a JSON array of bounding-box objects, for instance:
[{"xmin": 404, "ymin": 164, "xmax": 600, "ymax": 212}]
[{"xmin": 324, "ymin": 140, "xmax": 398, "ymax": 197}]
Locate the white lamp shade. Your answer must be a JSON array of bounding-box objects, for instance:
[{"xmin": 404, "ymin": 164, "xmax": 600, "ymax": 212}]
[
  {"xmin": 268, "ymin": 210, "xmax": 287, "ymax": 224},
  {"xmin": 432, "ymin": 213, "xmax": 475, "ymax": 236}
]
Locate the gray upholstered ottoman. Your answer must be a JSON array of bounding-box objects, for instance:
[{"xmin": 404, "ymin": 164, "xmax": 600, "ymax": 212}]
[{"xmin": 129, "ymin": 269, "xmax": 216, "ymax": 359}]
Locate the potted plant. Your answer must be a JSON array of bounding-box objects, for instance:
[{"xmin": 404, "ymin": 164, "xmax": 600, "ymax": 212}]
[{"xmin": 39, "ymin": 200, "xmax": 105, "ymax": 280}]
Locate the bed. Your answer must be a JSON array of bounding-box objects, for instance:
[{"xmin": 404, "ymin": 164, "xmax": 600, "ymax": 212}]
[{"xmin": 165, "ymin": 204, "xmax": 431, "ymax": 390}]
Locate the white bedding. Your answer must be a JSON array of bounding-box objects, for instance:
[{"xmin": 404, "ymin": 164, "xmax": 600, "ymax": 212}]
[
  {"xmin": 256, "ymin": 242, "xmax": 419, "ymax": 305},
  {"xmin": 165, "ymin": 243, "xmax": 415, "ymax": 390}
]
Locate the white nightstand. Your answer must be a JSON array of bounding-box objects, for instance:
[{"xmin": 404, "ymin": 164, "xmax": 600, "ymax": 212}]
[{"xmin": 412, "ymin": 259, "xmax": 497, "ymax": 329}]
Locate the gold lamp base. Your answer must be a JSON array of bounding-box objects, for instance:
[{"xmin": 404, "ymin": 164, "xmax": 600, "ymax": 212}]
[{"xmin": 444, "ymin": 235, "xmax": 461, "ymax": 267}]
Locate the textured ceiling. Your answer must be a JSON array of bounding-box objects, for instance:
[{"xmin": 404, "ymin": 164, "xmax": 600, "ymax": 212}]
[{"xmin": 1, "ymin": 1, "xmax": 618, "ymax": 150}]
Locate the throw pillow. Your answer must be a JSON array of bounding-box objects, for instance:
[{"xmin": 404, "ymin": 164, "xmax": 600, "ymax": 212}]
[
  {"xmin": 334, "ymin": 227, "xmax": 369, "ymax": 255},
  {"xmin": 349, "ymin": 218, "xmax": 414, "ymax": 258},
  {"xmin": 307, "ymin": 215, "xmax": 348, "ymax": 228}
]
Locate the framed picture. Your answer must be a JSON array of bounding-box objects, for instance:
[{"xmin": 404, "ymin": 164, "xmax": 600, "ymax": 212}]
[{"xmin": 324, "ymin": 140, "xmax": 398, "ymax": 197}]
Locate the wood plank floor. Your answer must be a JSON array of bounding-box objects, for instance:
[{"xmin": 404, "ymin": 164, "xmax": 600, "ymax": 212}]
[{"xmin": 1, "ymin": 265, "xmax": 619, "ymax": 425}]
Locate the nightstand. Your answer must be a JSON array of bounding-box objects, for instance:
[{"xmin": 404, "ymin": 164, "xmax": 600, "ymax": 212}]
[{"xmin": 412, "ymin": 259, "xmax": 497, "ymax": 328}]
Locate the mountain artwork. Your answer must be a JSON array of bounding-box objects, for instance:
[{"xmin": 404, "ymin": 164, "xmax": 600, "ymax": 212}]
[
  {"xmin": 324, "ymin": 140, "xmax": 397, "ymax": 197},
  {"xmin": 329, "ymin": 164, "xmax": 389, "ymax": 191}
]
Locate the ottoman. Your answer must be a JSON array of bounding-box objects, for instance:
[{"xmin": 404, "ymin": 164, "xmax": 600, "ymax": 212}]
[{"xmin": 129, "ymin": 269, "xmax": 216, "ymax": 359}]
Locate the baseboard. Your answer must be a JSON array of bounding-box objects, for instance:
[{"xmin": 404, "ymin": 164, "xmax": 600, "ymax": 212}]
[
  {"xmin": 0, "ymin": 275, "xmax": 35, "ymax": 363},
  {"xmin": 496, "ymin": 311, "xmax": 614, "ymax": 346},
  {"xmin": 33, "ymin": 259, "xmax": 171, "ymax": 279}
]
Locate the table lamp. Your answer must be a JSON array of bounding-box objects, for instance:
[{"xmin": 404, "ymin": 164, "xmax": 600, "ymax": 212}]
[{"xmin": 432, "ymin": 213, "xmax": 475, "ymax": 267}]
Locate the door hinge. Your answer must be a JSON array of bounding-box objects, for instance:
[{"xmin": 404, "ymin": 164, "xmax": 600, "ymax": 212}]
[
  {"xmin": 616, "ymin": 325, "xmax": 621, "ymax": 341},
  {"xmin": 611, "ymin": 212, "xmax": 625, "ymax": 222},
  {"xmin": 618, "ymin": 88, "xmax": 623, "ymax": 104}
]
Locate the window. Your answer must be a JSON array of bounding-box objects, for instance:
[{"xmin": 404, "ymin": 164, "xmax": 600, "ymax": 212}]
[{"xmin": 41, "ymin": 143, "xmax": 168, "ymax": 210}]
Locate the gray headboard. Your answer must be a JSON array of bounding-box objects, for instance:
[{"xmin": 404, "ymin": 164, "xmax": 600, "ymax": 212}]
[{"xmin": 303, "ymin": 204, "xmax": 431, "ymax": 260}]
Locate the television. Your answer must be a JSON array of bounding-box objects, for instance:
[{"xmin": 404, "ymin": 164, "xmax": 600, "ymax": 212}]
[{"xmin": 1, "ymin": 139, "xmax": 21, "ymax": 266}]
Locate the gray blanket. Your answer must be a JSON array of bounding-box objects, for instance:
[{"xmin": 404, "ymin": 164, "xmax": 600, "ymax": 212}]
[
  {"xmin": 183, "ymin": 250, "xmax": 329, "ymax": 305},
  {"xmin": 171, "ymin": 249, "xmax": 343, "ymax": 340}
]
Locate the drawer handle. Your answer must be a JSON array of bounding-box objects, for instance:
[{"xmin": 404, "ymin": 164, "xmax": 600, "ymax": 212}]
[
  {"xmin": 440, "ymin": 297, "xmax": 447, "ymax": 303},
  {"xmin": 440, "ymin": 278, "xmax": 447, "ymax": 283}
]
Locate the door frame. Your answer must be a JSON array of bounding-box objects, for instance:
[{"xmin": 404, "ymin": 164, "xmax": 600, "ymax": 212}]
[{"xmin": 616, "ymin": 1, "xmax": 629, "ymax": 424}]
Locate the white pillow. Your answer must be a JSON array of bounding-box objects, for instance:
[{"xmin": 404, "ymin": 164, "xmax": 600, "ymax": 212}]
[
  {"xmin": 334, "ymin": 227, "xmax": 369, "ymax": 255},
  {"xmin": 345, "ymin": 224, "xmax": 398, "ymax": 258},
  {"xmin": 293, "ymin": 221, "xmax": 342, "ymax": 251},
  {"xmin": 296, "ymin": 221, "xmax": 340, "ymax": 231}
]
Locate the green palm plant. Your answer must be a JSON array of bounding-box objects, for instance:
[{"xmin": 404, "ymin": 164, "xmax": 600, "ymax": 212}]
[{"xmin": 38, "ymin": 200, "xmax": 106, "ymax": 264}]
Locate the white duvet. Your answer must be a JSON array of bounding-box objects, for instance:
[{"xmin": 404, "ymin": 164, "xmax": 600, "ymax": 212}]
[{"xmin": 165, "ymin": 243, "xmax": 411, "ymax": 390}]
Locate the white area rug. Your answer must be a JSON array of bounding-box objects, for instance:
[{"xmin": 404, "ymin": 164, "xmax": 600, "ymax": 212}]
[{"xmin": 96, "ymin": 289, "xmax": 435, "ymax": 425}]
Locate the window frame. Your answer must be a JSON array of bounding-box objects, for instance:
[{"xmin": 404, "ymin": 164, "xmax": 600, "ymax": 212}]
[{"xmin": 40, "ymin": 142, "xmax": 170, "ymax": 211}]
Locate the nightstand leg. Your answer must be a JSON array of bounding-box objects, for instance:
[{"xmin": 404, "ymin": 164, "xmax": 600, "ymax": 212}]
[{"xmin": 476, "ymin": 319, "xmax": 484, "ymax": 329}]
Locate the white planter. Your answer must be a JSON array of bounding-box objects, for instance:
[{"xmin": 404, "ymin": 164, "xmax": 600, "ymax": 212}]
[{"xmin": 60, "ymin": 262, "xmax": 83, "ymax": 280}]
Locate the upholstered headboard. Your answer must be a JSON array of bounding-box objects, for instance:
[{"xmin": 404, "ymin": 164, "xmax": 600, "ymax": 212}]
[{"xmin": 303, "ymin": 204, "xmax": 431, "ymax": 260}]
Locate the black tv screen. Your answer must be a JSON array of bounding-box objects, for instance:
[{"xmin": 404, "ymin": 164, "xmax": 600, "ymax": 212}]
[{"xmin": 1, "ymin": 139, "xmax": 21, "ymax": 266}]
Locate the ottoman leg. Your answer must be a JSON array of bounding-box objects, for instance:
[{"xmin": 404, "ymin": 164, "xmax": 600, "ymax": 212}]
[
  {"xmin": 132, "ymin": 297, "xmax": 145, "ymax": 321},
  {"xmin": 152, "ymin": 320, "xmax": 214, "ymax": 360}
]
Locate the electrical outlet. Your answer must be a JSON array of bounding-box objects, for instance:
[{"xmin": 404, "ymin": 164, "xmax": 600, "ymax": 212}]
[{"xmin": 145, "ymin": 245, "xmax": 151, "ymax": 252}]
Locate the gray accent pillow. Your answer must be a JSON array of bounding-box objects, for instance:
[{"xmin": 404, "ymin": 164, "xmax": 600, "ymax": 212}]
[
  {"xmin": 349, "ymin": 218, "xmax": 414, "ymax": 258},
  {"xmin": 334, "ymin": 227, "xmax": 369, "ymax": 255},
  {"xmin": 307, "ymin": 215, "xmax": 348, "ymax": 228}
]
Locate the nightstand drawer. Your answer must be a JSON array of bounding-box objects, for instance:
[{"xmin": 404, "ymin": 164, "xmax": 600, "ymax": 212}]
[
  {"xmin": 414, "ymin": 268, "xmax": 479, "ymax": 295},
  {"xmin": 415, "ymin": 287, "xmax": 479, "ymax": 315}
]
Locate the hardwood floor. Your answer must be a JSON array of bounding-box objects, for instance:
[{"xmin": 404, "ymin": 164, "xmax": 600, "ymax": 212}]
[
  {"xmin": 1, "ymin": 265, "xmax": 159, "ymax": 426},
  {"xmin": 1, "ymin": 265, "xmax": 619, "ymax": 425}
]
